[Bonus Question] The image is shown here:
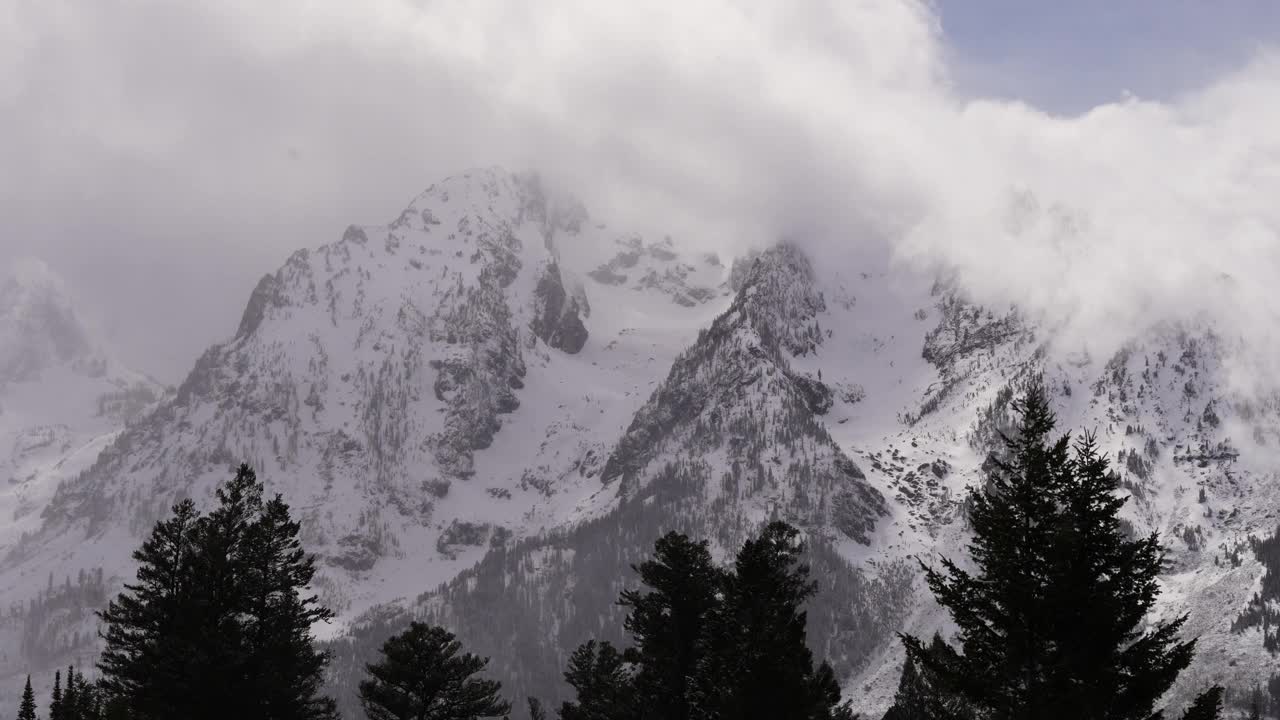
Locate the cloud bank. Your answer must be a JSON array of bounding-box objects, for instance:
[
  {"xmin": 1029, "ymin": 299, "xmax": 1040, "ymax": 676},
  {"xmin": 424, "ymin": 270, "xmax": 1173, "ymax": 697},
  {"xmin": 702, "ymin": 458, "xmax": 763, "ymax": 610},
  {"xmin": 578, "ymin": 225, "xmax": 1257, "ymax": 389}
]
[{"xmin": 2, "ymin": 0, "xmax": 1279, "ymax": 387}]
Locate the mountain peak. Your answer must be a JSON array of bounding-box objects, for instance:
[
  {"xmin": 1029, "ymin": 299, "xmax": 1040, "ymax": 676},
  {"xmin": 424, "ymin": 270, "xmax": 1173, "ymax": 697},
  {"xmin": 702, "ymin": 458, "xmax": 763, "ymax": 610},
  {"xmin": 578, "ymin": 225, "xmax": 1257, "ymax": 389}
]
[{"xmin": 0, "ymin": 258, "xmax": 94, "ymax": 384}]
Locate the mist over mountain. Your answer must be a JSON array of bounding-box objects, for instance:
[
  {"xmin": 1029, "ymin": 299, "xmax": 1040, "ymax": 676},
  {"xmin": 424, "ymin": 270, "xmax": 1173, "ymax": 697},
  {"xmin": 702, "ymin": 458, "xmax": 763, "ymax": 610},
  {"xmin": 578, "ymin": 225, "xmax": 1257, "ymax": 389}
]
[
  {"xmin": 0, "ymin": 165, "xmax": 1275, "ymax": 717},
  {"xmin": 5, "ymin": 1, "xmax": 1280, "ymax": 389},
  {"xmin": 3, "ymin": 0, "xmax": 1280, "ymax": 718}
]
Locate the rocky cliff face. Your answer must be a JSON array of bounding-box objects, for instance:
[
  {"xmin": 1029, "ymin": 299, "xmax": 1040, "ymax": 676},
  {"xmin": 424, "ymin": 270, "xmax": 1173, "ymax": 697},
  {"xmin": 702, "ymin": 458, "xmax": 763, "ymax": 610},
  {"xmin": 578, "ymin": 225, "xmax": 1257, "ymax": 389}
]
[
  {"xmin": 5, "ymin": 169, "xmax": 1280, "ymax": 718},
  {"xmin": 324, "ymin": 244, "xmax": 906, "ymax": 716},
  {"xmin": 13, "ymin": 171, "xmax": 616, "ymax": 601},
  {"xmin": 0, "ymin": 169, "xmax": 732, "ymax": 694}
]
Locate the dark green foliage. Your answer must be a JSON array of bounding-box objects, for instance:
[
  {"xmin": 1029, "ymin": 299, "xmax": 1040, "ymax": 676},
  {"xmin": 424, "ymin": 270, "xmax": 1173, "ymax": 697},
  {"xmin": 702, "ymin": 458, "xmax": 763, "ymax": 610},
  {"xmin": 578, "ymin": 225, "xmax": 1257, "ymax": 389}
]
[
  {"xmin": 97, "ymin": 464, "xmax": 336, "ymax": 720},
  {"xmin": 18, "ymin": 675, "xmax": 37, "ymax": 720},
  {"xmin": 1181, "ymin": 687, "xmax": 1224, "ymax": 720},
  {"xmin": 358, "ymin": 622, "xmax": 511, "ymax": 720},
  {"xmin": 882, "ymin": 635, "xmax": 969, "ymax": 720},
  {"xmin": 547, "ymin": 522, "xmax": 857, "ymax": 720},
  {"xmin": 693, "ymin": 521, "xmax": 857, "ymax": 720},
  {"xmin": 558, "ymin": 640, "xmax": 638, "ymax": 720},
  {"xmin": 902, "ymin": 383, "xmax": 1220, "ymax": 720},
  {"xmin": 52, "ymin": 667, "xmax": 103, "ymax": 720},
  {"xmin": 327, "ymin": 460, "xmax": 912, "ymax": 719},
  {"xmin": 97, "ymin": 498, "xmax": 200, "ymax": 718},
  {"xmin": 528, "ymin": 697, "xmax": 548, "ymax": 720},
  {"xmin": 60, "ymin": 667, "xmax": 77, "ymax": 720},
  {"xmin": 51, "ymin": 669, "xmax": 63, "ymax": 720},
  {"xmin": 239, "ymin": 494, "xmax": 337, "ymax": 719},
  {"xmin": 1232, "ymin": 524, "xmax": 1280, "ymax": 652},
  {"xmin": 881, "ymin": 652, "xmax": 923, "ymax": 720},
  {"xmin": 620, "ymin": 532, "xmax": 722, "ymax": 720}
]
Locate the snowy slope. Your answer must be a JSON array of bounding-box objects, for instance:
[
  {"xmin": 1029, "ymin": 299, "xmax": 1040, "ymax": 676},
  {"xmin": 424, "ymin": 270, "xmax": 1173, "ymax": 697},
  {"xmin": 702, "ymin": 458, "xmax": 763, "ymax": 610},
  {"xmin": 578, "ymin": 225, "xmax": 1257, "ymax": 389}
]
[
  {"xmin": 334, "ymin": 228, "xmax": 1280, "ymax": 717},
  {"xmin": 0, "ymin": 170, "xmax": 732, "ymax": 686},
  {"xmin": 4, "ymin": 169, "xmax": 1280, "ymax": 718},
  {"xmin": 0, "ymin": 259, "xmax": 162, "ymax": 550},
  {"xmin": 0, "ymin": 259, "xmax": 163, "ymax": 677}
]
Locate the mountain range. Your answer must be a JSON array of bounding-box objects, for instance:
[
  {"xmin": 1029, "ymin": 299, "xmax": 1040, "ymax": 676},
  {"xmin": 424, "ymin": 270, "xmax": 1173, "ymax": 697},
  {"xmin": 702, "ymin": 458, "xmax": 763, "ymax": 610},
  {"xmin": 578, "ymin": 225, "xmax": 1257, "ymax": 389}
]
[{"xmin": 3, "ymin": 168, "xmax": 1278, "ymax": 717}]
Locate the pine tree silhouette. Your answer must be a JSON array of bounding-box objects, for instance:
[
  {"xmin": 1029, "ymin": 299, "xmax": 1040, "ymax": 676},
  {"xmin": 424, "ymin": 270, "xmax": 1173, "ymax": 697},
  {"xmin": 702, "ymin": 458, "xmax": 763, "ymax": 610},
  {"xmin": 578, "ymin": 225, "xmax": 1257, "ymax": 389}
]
[
  {"xmin": 559, "ymin": 640, "xmax": 638, "ymax": 720},
  {"xmin": 98, "ymin": 464, "xmax": 336, "ymax": 720},
  {"xmin": 50, "ymin": 669, "xmax": 64, "ymax": 720},
  {"xmin": 901, "ymin": 383, "xmax": 1222, "ymax": 720},
  {"xmin": 359, "ymin": 622, "xmax": 510, "ymax": 720},
  {"xmin": 17, "ymin": 675, "xmax": 37, "ymax": 720},
  {"xmin": 620, "ymin": 532, "xmax": 722, "ymax": 720},
  {"xmin": 883, "ymin": 635, "xmax": 971, "ymax": 720},
  {"xmin": 693, "ymin": 521, "xmax": 857, "ymax": 720}
]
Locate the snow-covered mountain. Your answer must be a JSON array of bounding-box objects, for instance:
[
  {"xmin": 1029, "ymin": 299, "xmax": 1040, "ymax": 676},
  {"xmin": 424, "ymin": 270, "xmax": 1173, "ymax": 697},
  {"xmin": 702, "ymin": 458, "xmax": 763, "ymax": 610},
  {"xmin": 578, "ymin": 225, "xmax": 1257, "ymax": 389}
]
[
  {"xmin": 4, "ymin": 168, "xmax": 1280, "ymax": 717},
  {"xmin": 0, "ymin": 258, "xmax": 163, "ymax": 673},
  {"xmin": 0, "ymin": 169, "xmax": 731, "ymax": 682},
  {"xmin": 0, "ymin": 259, "xmax": 163, "ymax": 547}
]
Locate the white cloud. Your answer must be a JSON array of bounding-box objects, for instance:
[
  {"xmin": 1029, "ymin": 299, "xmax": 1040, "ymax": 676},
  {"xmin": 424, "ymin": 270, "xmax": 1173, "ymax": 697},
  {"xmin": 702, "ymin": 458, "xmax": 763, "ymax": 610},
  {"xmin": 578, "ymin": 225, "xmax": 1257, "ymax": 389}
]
[{"xmin": 2, "ymin": 0, "xmax": 1278, "ymax": 389}]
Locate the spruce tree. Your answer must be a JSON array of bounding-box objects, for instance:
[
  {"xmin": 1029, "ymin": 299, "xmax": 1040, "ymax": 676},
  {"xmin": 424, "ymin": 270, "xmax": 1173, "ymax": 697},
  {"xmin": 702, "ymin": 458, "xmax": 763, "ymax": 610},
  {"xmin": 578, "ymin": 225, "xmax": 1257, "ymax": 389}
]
[
  {"xmin": 17, "ymin": 675, "xmax": 37, "ymax": 720},
  {"xmin": 98, "ymin": 497, "xmax": 205, "ymax": 718},
  {"xmin": 51, "ymin": 669, "xmax": 64, "ymax": 720},
  {"xmin": 66, "ymin": 667, "xmax": 104, "ymax": 720},
  {"xmin": 1180, "ymin": 687, "xmax": 1223, "ymax": 720},
  {"xmin": 693, "ymin": 521, "xmax": 856, "ymax": 720},
  {"xmin": 883, "ymin": 635, "xmax": 969, "ymax": 720},
  {"xmin": 901, "ymin": 383, "xmax": 1222, "ymax": 720},
  {"xmin": 240, "ymin": 494, "xmax": 337, "ymax": 720},
  {"xmin": 619, "ymin": 532, "xmax": 722, "ymax": 720},
  {"xmin": 882, "ymin": 651, "xmax": 924, "ymax": 720},
  {"xmin": 98, "ymin": 464, "xmax": 336, "ymax": 720},
  {"xmin": 558, "ymin": 640, "xmax": 638, "ymax": 720},
  {"xmin": 60, "ymin": 666, "xmax": 79, "ymax": 720},
  {"xmin": 358, "ymin": 622, "xmax": 511, "ymax": 720}
]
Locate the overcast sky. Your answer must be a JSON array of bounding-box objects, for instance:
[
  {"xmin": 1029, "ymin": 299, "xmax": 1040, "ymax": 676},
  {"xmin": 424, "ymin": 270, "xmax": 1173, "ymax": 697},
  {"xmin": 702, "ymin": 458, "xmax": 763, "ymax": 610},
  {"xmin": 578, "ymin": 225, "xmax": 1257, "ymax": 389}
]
[{"xmin": 2, "ymin": 0, "xmax": 1279, "ymax": 384}]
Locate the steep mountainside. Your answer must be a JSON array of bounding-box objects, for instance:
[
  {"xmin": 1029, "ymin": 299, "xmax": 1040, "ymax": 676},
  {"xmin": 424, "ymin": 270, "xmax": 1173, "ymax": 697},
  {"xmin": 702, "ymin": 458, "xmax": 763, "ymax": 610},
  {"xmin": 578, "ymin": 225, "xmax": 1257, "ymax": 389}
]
[
  {"xmin": 0, "ymin": 169, "xmax": 729, "ymax": 687},
  {"xmin": 331, "ymin": 229, "xmax": 1280, "ymax": 717},
  {"xmin": 323, "ymin": 244, "xmax": 910, "ymax": 715},
  {"xmin": 0, "ymin": 259, "xmax": 162, "ymax": 674},
  {"xmin": 5, "ymin": 169, "xmax": 1280, "ymax": 717},
  {"xmin": 0, "ymin": 259, "xmax": 162, "ymax": 548}
]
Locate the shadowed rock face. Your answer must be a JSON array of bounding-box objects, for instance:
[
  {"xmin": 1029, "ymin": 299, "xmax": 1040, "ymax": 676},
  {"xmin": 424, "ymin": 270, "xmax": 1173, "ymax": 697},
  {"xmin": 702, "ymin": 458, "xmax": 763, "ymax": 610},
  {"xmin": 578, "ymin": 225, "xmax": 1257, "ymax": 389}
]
[
  {"xmin": 531, "ymin": 262, "xmax": 588, "ymax": 354},
  {"xmin": 236, "ymin": 273, "xmax": 286, "ymax": 340},
  {"xmin": 596, "ymin": 244, "xmax": 886, "ymax": 547}
]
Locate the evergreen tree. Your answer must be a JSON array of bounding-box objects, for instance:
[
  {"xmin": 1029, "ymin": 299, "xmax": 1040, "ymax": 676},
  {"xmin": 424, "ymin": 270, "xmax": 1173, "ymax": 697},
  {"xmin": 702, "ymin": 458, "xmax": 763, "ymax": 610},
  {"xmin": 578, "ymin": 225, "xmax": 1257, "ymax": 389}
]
[
  {"xmin": 1180, "ymin": 687, "xmax": 1223, "ymax": 720},
  {"xmin": 98, "ymin": 497, "xmax": 207, "ymax": 718},
  {"xmin": 358, "ymin": 622, "xmax": 510, "ymax": 720},
  {"xmin": 98, "ymin": 464, "xmax": 337, "ymax": 720},
  {"xmin": 693, "ymin": 521, "xmax": 856, "ymax": 720},
  {"xmin": 528, "ymin": 697, "xmax": 548, "ymax": 720},
  {"xmin": 66, "ymin": 667, "xmax": 104, "ymax": 720},
  {"xmin": 558, "ymin": 640, "xmax": 638, "ymax": 720},
  {"xmin": 882, "ymin": 635, "xmax": 969, "ymax": 720},
  {"xmin": 239, "ymin": 494, "xmax": 337, "ymax": 720},
  {"xmin": 17, "ymin": 675, "xmax": 37, "ymax": 720},
  {"xmin": 902, "ymin": 383, "xmax": 1222, "ymax": 720},
  {"xmin": 619, "ymin": 532, "xmax": 722, "ymax": 720},
  {"xmin": 51, "ymin": 670, "xmax": 63, "ymax": 720},
  {"xmin": 60, "ymin": 666, "xmax": 78, "ymax": 720}
]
